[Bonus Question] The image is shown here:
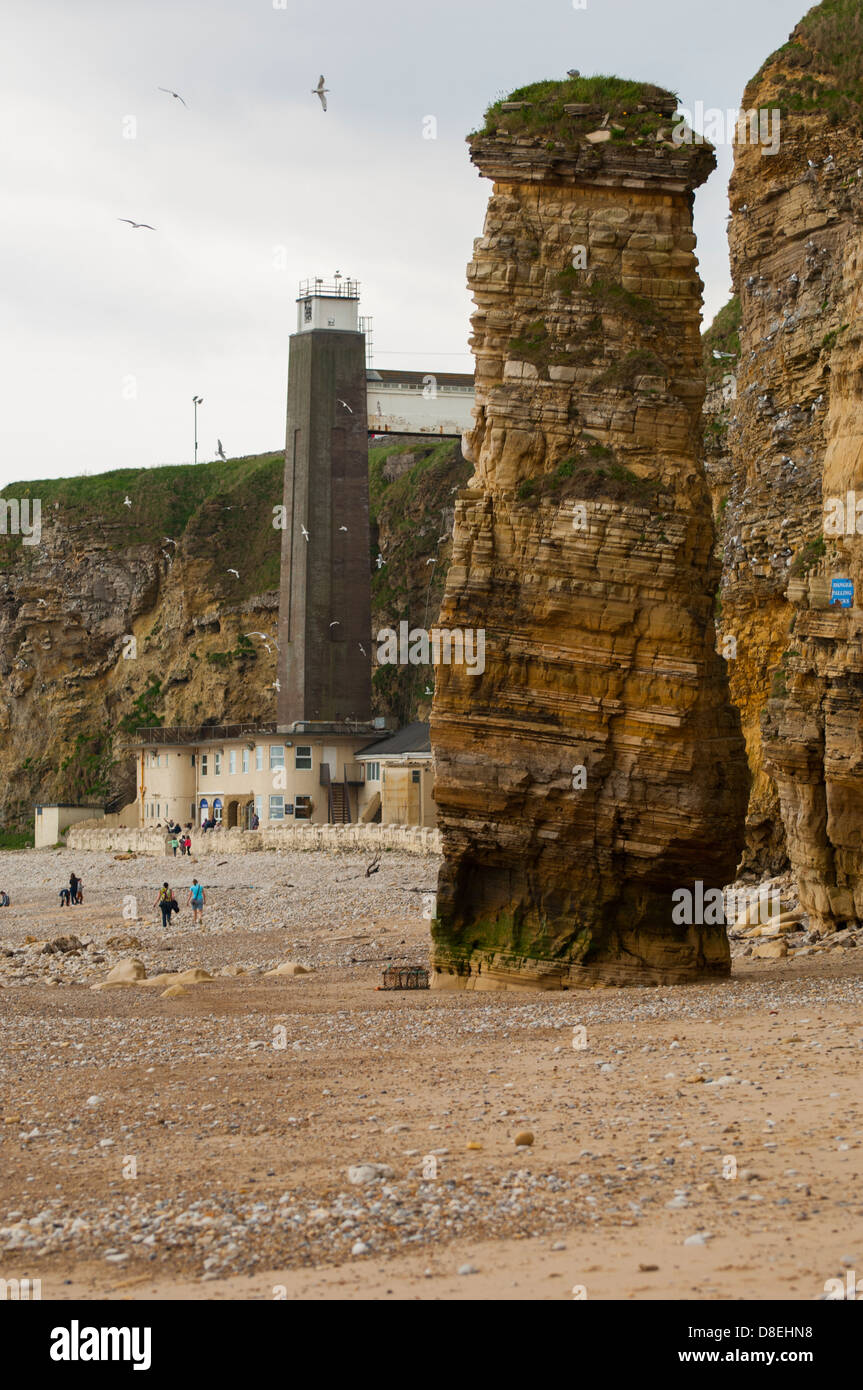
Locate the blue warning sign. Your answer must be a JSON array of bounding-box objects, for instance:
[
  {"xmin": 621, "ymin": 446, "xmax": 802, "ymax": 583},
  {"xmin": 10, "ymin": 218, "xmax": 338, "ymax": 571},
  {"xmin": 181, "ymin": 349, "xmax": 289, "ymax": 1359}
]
[{"xmin": 831, "ymin": 577, "xmax": 854, "ymax": 608}]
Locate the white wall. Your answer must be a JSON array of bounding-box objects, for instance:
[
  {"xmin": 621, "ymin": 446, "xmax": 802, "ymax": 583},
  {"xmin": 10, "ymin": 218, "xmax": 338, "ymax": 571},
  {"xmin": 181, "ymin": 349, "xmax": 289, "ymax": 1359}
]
[
  {"xmin": 66, "ymin": 822, "xmax": 442, "ymax": 856},
  {"xmin": 34, "ymin": 805, "xmax": 104, "ymax": 849},
  {"xmin": 367, "ymin": 385, "xmax": 474, "ymax": 436},
  {"xmin": 296, "ymin": 296, "xmax": 359, "ymax": 332}
]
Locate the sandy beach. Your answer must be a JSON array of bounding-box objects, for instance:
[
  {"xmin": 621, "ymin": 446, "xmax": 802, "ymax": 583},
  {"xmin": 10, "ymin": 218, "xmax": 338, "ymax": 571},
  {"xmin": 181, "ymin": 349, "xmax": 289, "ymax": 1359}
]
[{"xmin": 1, "ymin": 846, "xmax": 861, "ymax": 1301}]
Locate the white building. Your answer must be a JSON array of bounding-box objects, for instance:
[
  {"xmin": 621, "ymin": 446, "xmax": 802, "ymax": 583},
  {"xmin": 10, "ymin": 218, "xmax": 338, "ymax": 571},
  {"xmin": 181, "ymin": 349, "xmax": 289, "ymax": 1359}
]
[{"xmin": 366, "ymin": 369, "xmax": 475, "ymax": 437}]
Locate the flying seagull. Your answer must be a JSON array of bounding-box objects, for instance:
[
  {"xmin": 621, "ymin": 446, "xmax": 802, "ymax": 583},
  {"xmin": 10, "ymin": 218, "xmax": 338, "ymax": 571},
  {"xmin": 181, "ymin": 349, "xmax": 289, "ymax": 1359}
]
[
  {"xmin": 329, "ymin": 621, "xmax": 340, "ymax": 627},
  {"xmin": 339, "ymin": 525, "xmax": 348, "ymax": 532},
  {"xmin": 312, "ymin": 75, "xmax": 329, "ymax": 111},
  {"xmin": 358, "ymin": 643, "xmax": 367, "ymax": 657},
  {"xmin": 216, "ymin": 439, "xmax": 226, "ymax": 460},
  {"xmin": 301, "ymin": 525, "xmax": 310, "ymax": 541},
  {"xmin": 272, "ymin": 679, "xmax": 281, "ymax": 692},
  {"xmin": 337, "ymin": 399, "xmax": 353, "ymax": 412},
  {"xmin": 123, "ymin": 496, "xmax": 132, "ymax": 507},
  {"xmin": 158, "ymin": 87, "xmax": 188, "ymax": 107},
  {"xmin": 426, "ymin": 557, "xmax": 436, "ymax": 565},
  {"xmin": 245, "ymin": 631, "xmax": 269, "ymax": 640},
  {"xmin": 227, "ymin": 567, "xmax": 239, "ymax": 578},
  {"xmin": 118, "ymin": 219, "xmax": 155, "ymax": 230},
  {"xmin": 162, "ymin": 536, "xmax": 177, "ymax": 545}
]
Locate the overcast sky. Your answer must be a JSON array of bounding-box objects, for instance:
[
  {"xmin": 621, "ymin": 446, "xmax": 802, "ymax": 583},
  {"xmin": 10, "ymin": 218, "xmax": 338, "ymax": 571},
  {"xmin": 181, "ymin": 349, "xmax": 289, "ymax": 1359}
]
[{"xmin": 3, "ymin": 0, "xmax": 807, "ymax": 483}]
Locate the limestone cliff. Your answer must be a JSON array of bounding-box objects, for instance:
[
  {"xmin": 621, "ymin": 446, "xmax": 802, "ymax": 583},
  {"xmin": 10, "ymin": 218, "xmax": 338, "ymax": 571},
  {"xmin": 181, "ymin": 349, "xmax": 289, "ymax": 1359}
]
[
  {"xmin": 430, "ymin": 76, "xmax": 749, "ymax": 990},
  {"xmin": 727, "ymin": 0, "xmax": 863, "ymax": 929},
  {"xmin": 0, "ymin": 442, "xmax": 463, "ymax": 830}
]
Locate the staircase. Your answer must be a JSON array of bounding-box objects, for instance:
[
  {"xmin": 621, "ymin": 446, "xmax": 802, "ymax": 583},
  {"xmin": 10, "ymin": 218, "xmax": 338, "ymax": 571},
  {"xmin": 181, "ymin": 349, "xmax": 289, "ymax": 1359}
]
[{"xmin": 330, "ymin": 782, "xmax": 351, "ymax": 824}]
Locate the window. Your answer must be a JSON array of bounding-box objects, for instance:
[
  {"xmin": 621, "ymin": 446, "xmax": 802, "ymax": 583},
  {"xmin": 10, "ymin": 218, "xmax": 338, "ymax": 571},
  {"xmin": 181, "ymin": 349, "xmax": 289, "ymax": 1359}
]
[
  {"xmin": 255, "ymin": 745, "xmax": 263, "ymax": 771},
  {"xmin": 190, "ymin": 802, "xmax": 195, "ymax": 820},
  {"xmin": 201, "ymin": 755, "xmax": 208, "ymax": 776},
  {"xmin": 304, "ymin": 298, "xmax": 312, "ymax": 322},
  {"xmin": 366, "ymin": 761, "xmax": 380, "ymax": 782},
  {"xmin": 214, "ymin": 752, "xmax": 222, "ymax": 776},
  {"xmin": 254, "ymin": 795, "xmax": 263, "ymax": 820},
  {"xmin": 269, "ymin": 795, "xmax": 284, "ymax": 821},
  {"xmin": 199, "ymin": 799, "xmax": 208, "ymax": 824},
  {"xmin": 294, "ymin": 794, "xmax": 312, "ymax": 820},
  {"xmin": 190, "ymin": 754, "xmax": 195, "ymax": 767},
  {"xmin": 412, "ymin": 770, "xmax": 421, "ymax": 784},
  {"xmin": 213, "ymin": 798, "xmax": 223, "ymax": 823},
  {"xmin": 242, "ymin": 749, "xmax": 249, "ymax": 774},
  {"xmin": 269, "ymin": 745, "xmax": 285, "ymax": 770},
  {"xmin": 229, "ymin": 749, "xmax": 237, "ymax": 775},
  {"xmin": 295, "ymin": 745, "xmax": 312, "ymax": 770}
]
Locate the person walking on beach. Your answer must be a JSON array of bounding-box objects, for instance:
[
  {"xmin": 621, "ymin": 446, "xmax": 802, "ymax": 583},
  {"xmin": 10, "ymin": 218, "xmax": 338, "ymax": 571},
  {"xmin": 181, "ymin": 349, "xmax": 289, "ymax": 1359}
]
[
  {"xmin": 59, "ymin": 886, "xmax": 70, "ymax": 906},
  {"xmin": 154, "ymin": 882, "xmax": 174, "ymax": 930},
  {"xmin": 170, "ymin": 832, "xmax": 179, "ymax": 856},
  {"xmin": 187, "ymin": 878, "xmax": 205, "ymax": 927},
  {"xmin": 69, "ymin": 872, "xmax": 80, "ymax": 905}
]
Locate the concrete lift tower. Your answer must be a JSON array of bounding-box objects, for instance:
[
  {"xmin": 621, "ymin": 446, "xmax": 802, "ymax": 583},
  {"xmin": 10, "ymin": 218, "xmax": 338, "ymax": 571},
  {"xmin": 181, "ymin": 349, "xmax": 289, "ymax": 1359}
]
[{"xmin": 277, "ymin": 276, "xmax": 373, "ymax": 725}]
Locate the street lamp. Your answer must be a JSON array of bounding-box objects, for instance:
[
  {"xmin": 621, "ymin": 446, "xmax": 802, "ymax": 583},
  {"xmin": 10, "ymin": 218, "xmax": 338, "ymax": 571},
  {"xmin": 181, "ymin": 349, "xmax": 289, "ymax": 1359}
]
[{"xmin": 192, "ymin": 395, "xmax": 204, "ymax": 464}]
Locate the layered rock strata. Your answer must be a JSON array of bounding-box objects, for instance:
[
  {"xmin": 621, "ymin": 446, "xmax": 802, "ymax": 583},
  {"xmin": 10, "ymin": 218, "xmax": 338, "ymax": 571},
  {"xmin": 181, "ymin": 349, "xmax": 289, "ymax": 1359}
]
[
  {"xmin": 727, "ymin": 5, "xmax": 863, "ymax": 931},
  {"xmin": 431, "ymin": 81, "xmax": 749, "ymax": 990}
]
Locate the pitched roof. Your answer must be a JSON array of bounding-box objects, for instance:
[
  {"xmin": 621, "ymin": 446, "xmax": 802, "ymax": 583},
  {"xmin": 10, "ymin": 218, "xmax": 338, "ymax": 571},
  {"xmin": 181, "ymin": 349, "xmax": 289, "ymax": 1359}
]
[
  {"xmin": 367, "ymin": 369, "xmax": 474, "ymax": 388},
  {"xmin": 355, "ymin": 721, "xmax": 431, "ymax": 758}
]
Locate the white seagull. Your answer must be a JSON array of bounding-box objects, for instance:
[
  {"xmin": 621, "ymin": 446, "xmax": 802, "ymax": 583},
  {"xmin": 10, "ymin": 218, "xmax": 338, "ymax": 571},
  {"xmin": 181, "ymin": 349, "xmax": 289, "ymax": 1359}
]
[
  {"xmin": 272, "ymin": 679, "xmax": 281, "ymax": 691},
  {"xmin": 118, "ymin": 219, "xmax": 156, "ymax": 230},
  {"xmin": 162, "ymin": 536, "xmax": 177, "ymax": 545},
  {"xmin": 301, "ymin": 525, "xmax": 310, "ymax": 541},
  {"xmin": 339, "ymin": 525, "xmax": 348, "ymax": 531},
  {"xmin": 158, "ymin": 87, "xmax": 188, "ymax": 107},
  {"xmin": 426, "ymin": 557, "xmax": 436, "ymax": 565},
  {"xmin": 227, "ymin": 567, "xmax": 239, "ymax": 578},
  {"xmin": 337, "ymin": 399, "xmax": 353, "ymax": 412},
  {"xmin": 123, "ymin": 496, "xmax": 132, "ymax": 507},
  {"xmin": 312, "ymin": 75, "xmax": 329, "ymax": 111},
  {"xmin": 358, "ymin": 643, "xmax": 367, "ymax": 657},
  {"xmin": 329, "ymin": 621, "xmax": 340, "ymax": 628}
]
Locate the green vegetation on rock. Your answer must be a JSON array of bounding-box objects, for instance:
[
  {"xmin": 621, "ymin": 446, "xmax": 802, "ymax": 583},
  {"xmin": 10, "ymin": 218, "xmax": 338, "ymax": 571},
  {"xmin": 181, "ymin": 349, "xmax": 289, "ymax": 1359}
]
[
  {"xmin": 702, "ymin": 295, "xmax": 741, "ymax": 383},
  {"xmin": 472, "ymin": 74, "xmax": 679, "ymax": 144},
  {"xmin": 752, "ymin": 0, "xmax": 863, "ymax": 132}
]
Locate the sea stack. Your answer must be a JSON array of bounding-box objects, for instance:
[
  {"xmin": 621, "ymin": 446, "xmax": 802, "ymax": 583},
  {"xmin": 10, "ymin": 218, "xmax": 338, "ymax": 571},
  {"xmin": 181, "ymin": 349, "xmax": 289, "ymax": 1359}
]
[{"xmin": 430, "ymin": 77, "xmax": 749, "ymax": 989}]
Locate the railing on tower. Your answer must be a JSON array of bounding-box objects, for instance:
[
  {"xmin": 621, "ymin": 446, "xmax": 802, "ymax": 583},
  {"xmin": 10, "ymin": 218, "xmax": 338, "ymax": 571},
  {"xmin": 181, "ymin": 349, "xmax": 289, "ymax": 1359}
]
[{"xmin": 298, "ymin": 278, "xmax": 360, "ymax": 299}]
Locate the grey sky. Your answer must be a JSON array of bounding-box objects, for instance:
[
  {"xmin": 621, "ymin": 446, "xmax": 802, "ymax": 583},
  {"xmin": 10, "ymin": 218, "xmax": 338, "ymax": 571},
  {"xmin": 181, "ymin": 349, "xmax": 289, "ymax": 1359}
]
[{"xmin": 3, "ymin": 0, "xmax": 807, "ymax": 482}]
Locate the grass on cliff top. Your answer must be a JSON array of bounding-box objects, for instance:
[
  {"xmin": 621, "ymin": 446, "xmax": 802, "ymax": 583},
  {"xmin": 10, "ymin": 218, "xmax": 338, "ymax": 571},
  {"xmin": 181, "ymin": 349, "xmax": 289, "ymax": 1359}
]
[
  {"xmin": 0, "ymin": 453, "xmax": 286, "ymax": 599},
  {"xmin": 752, "ymin": 0, "xmax": 863, "ymax": 130},
  {"xmin": 472, "ymin": 73, "xmax": 678, "ymax": 143},
  {"xmin": 702, "ymin": 295, "xmax": 741, "ymax": 383},
  {"xmin": 0, "ymin": 453, "xmax": 283, "ymax": 547}
]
